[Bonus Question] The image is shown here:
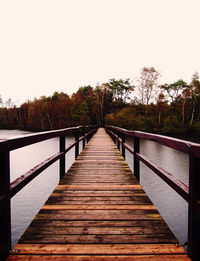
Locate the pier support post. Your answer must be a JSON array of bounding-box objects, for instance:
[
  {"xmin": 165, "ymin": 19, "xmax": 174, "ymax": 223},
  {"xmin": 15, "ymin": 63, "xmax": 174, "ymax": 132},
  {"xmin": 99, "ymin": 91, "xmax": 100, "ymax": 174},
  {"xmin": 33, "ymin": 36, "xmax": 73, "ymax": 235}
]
[
  {"xmin": 0, "ymin": 152, "xmax": 11, "ymax": 260},
  {"xmin": 59, "ymin": 136, "xmax": 65, "ymax": 180},
  {"xmin": 188, "ymin": 155, "xmax": 200, "ymax": 261},
  {"xmin": 134, "ymin": 137, "xmax": 140, "ymax": 182}
]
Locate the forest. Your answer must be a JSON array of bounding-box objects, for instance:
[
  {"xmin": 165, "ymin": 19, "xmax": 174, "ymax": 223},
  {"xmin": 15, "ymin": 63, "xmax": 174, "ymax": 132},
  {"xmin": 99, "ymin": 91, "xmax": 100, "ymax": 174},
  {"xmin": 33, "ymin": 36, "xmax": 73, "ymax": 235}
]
[{"xmin": 1, "ymin": 67, "xmax": 200, "ymax": 140}]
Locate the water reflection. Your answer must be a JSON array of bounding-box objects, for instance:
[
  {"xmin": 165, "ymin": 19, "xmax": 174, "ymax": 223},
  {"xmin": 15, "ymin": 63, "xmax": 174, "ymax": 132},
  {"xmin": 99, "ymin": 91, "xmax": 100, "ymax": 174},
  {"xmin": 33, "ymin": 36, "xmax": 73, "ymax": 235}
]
[
  {"xmin": 0, "ymin": 130, "xmax": 77, "ymax": 247},
  {"xmin": 125, "ymin": 136, "xmax": 188, "ymax": 245},
  {"xmin": 0, "ymin": 130, "xmax": 189, "ymax": 247}
]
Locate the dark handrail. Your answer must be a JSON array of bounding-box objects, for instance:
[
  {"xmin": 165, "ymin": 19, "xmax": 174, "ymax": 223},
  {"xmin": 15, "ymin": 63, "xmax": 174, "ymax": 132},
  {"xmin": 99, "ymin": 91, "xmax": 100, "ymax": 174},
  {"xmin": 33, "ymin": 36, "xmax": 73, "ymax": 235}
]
[
  {"xmin": 106, "ymin": 126, "xmax": 200, "ymax": 261},
  {"xmin": 9, "ymin": 130, "xmax": 94, "ymax": 199},
  {"xmin": 107, "ymin": 129, "xmax": 189, "ymax": 201},
  {"xmin": 0, "ymin": 125, "xmax": 98, "ymax": 260},
  {"xmin": 0, "ymin": 126, "xmax": 96, "ymax": 153},
  {"xmin": 107, "ymin": 126, "xmax": 200, "ymax": 155}
]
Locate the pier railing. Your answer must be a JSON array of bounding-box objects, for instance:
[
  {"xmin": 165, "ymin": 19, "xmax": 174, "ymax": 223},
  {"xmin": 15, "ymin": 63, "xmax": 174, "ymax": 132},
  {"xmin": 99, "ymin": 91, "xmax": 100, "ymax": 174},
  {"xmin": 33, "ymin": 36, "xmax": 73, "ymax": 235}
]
[
  {"xmin": 106, "ymin": 125, "xmax": 200, "ymax": 261},
  {"xmin": 0, "ymin": 125, "xmax": 97, "ymax": 260}
]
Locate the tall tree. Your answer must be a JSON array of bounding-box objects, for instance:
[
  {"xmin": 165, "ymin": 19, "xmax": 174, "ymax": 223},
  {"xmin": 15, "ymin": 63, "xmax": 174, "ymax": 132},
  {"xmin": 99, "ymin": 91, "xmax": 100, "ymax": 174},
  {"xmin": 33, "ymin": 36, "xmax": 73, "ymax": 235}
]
[
  {"xmin": 20, "ymin": 102, "xmax": 30, "ymax": 129},
  {"xmin": 77, "ymin": 86, "xmax": 93, "ymax": 98},
  {"xmin": 108, "ymin": 78, "xmax": 134, "ymax": 104},
  {"xmin": 92, "ymin": 83, "xmax": 109, "ymax": 126},
  {"xmin": 136, "ymin": 67, "xmax": 160, "ymax": 106},
  {"xmin": 161, "ymin": 80, "xmax": 187, "ymax": 103},
  {"xmin": 156, "ymin": 92, "xmax": 168, "ymax": 129},
  {"xmin": 189, "ymin": 72, "xmax": 200, "ymax": 125},
  {"xmin": 178, "ymin": 87, "xmax": 190, "ymax": 126}
]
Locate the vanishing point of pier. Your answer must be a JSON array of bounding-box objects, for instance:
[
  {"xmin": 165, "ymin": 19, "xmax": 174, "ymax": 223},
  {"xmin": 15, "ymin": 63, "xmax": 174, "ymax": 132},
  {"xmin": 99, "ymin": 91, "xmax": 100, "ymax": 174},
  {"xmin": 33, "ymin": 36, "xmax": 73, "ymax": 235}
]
[{"xmin": 5, "ymin": 128, "xmax": 191, "ymax": 260}]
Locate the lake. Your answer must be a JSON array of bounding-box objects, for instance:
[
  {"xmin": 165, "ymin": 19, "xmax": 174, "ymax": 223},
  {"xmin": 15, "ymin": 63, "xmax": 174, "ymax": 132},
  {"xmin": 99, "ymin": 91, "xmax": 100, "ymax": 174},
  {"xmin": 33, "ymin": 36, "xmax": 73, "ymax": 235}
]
[
  {"xmin": 125, "ymin": 136, "xmax": 188, "ymax": 248},
  {"xmin": 0, "ymin": 129, "xmax": 188, "ymax": 248}
]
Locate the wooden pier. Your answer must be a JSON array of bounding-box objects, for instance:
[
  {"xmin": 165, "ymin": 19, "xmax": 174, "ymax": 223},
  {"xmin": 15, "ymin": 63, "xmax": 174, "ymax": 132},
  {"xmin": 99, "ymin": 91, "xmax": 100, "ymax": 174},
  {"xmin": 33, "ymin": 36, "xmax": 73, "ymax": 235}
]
[{"xmin": 7, "ymin": 128, "xmax": 190, "ymax": 260}]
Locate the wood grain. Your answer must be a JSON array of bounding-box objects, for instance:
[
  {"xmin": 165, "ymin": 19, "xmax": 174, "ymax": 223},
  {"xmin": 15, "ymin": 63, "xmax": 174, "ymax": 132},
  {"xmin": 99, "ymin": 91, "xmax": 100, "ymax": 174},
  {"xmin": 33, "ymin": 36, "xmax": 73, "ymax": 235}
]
[
  {"xmin": 7, "ymin": 255, "xmax": 191, "ymax": 260},
  {"xmin": 8, "ymin": 128, "xmax": 189, "ymax": 260},
  {"xmin": 13, "ymin": 243, "xmax": 186, "ymax": 254}
]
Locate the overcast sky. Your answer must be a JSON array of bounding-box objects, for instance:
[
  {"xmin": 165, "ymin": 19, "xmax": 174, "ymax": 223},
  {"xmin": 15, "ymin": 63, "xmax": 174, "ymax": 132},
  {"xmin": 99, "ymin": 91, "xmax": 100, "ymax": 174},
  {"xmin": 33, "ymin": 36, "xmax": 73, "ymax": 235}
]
[{"xmin": 0, "ymin": 0, "xmax": 200, "ymax": 105}]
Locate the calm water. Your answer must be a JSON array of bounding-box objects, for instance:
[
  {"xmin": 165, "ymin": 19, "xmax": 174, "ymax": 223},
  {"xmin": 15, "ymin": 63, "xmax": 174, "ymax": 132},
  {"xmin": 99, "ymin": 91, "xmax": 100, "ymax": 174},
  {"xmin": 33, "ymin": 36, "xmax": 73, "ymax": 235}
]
[
  {"xmin": 1, "ymin": 130, "xmax": 188, "ymax": 248},
  {"xmin": 0, "ymin": 130, "xmax": 80, "ymax": 247},
  {"xmin": 125, "ymin": 137, "xmax": 188, "ymax": 246}
]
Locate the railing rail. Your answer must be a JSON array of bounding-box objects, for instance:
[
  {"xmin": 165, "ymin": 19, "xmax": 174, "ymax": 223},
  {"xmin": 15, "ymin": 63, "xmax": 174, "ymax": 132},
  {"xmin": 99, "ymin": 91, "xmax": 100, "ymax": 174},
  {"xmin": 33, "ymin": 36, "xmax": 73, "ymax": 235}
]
[
  {"xmin": 0, "ymin": 125, "xmax": 98, "ymax": 260},
  {"xmin": 106, "ymin": 125, "xmax": 200, "ymax": 261}
]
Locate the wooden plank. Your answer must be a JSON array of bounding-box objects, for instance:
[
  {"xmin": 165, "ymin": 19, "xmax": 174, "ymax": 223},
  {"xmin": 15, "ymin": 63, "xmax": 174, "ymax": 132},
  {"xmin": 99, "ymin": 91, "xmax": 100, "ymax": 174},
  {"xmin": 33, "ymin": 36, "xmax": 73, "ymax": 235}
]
[
  {"xmin": 71, "ymin": 161, "xmax": 129, "ymax": 164},
  {"xmin": 60, "ymin": 176, "xmax": 136, "ymax": 180},
  {"xmin": 60, "ymin": 175, "xmax": 136, "ymax": 179},
  {"xmin": 48, "ymin": 198, "xmax": 148, "ymax": 202},
  {"xmin": 66, "ymin": 171, "xmax": 134, "ymax": 175},
  {"xmin": 60, "ymin": 178, "xmax": 137, "ymax": 182},
  {"xmin": 76, "ymin": 156, "xmax": 125, "ymax": 159},
  {"xmin": 41, "ymin": 205, "xmax": 156, "ymax": 210},
  {"xmin": 46, "ymin": 193, "xmax": 149, "ymax": 199},
  {"xmin": 55, "ymin": 185, "xmax": 142, "ymax": 190},
  {"xmin": 59, "ymin": 181, "xmax": 138, "ymax": 184},
  {"xmin": 73, "ymin": 152, "xmax": 125, "ymax": 155},
  {"xmin": 30, "ymin": 220, "xmax": 168, "ymax": 227},
  {"xmin": 60, "ymin": 177, "xmax": 136, "ymax": 180},
  {"xmin": 63, "ymin": 174, "xmax": 130, "ymax": 177},
  {"xmin": 70, "ymin": 166, "xmax": 131, "ymax": 169},
  {"xmin": 7, "ymin": 255, "xmax": 191, "ymax": 260},
  {"xmin": 31, "ymin": 213, "xmax": 163, "ymax": 220},
  {"xmin": 47, "ymin": 194, "xmax": 149, "ymax": 199},
  {"xmin": 50, "ymin": 192, "xmax": 146, "ymax": 196},
  {"xmin": 46, "ymin": 196, "xmax": 150, "ymax": 201},
  {"xmin": 24, "ymin": 226, "xmax": 172, "ymax": 236},
  {"xmin": 19, "ymin": 234, "xmax": 177, "ymax": 244},
  {"xmin": 8, "ymin": 128, "xmax": 189, "ymax": 260},
  {"xmin": 68, "ymin": 169, "xmax": 131, "ymax": 172},
  {"xmin": 69, "ymin": 158, "xmax": 127, "ymax": 161},
  {"xmin": 13, "ymin": 243, "xmax": 186, "ymax": 254},
  {"xmin": 45, "ymin": 200, "xmax": 153, "ymax": 205},
  {"xmin": 38, "ymin": 209, "xmax": 159, "ymax": 215},
  {"xmin": 57, "ymin": 181, "xmax": 138, "ymax": 185}
]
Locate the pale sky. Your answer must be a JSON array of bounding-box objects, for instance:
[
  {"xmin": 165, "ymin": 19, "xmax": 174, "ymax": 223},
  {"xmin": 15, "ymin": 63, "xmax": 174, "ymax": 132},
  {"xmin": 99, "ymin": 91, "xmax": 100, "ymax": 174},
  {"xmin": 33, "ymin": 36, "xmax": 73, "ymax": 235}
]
[{"xmin": 0, "ymin": 0, "xmax": 200, "ymax": 105}]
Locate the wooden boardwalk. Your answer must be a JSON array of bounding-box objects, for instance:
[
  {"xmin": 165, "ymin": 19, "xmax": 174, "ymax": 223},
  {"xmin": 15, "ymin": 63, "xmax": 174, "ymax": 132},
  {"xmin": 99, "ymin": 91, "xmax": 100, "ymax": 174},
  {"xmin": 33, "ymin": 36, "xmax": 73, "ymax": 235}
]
[{"xmin": 8, "ymin": 128, "xmax": 190, "ymax": 260}]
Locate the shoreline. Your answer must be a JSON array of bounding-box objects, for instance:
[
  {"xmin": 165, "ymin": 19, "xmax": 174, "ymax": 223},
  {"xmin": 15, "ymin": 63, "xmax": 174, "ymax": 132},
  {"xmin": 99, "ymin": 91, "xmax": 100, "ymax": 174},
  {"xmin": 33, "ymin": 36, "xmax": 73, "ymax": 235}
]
[{"xmin": 167, "ymin": 133, "xmax": 200, "ymax": 144}]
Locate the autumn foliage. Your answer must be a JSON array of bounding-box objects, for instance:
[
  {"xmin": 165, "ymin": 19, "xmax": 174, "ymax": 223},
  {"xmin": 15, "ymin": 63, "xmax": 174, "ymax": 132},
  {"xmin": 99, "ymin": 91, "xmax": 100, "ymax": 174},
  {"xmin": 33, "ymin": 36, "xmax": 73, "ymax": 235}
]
[{"xmin": 1, "ymin": 68, "xmax": 200, "ymax": 139}]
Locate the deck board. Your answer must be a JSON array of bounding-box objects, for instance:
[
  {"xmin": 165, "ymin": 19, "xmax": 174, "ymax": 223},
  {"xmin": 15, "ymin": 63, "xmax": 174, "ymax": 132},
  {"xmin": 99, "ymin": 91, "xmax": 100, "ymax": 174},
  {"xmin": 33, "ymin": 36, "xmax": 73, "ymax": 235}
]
[{"xmin": 7, "ymin": 128, "xmax": 190, "ymax": 260}]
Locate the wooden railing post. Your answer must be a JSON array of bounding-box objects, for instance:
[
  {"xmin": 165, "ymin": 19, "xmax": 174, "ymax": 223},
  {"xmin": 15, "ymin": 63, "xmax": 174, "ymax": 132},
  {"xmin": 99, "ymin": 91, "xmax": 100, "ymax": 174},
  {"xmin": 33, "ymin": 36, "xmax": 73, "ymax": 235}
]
[
  {"xmin": 0, "ymin": 152, "xmax": 11, "ymax": 260},
  {"xmin": 122, "ymin": 133, "xmax": 125, "ymax": 159},
  {"xmin": 59, "ymin": 136, "xmax": 65, "ymax": 180},
  {"xmin": 113, "ymin": 133, "xmax": 116, "ymax": 144},
  {"xmin": 86, "ymin": 127, "xmax": 90, "ymax": 143},
  {"xmin": 82, "ymin": 127, "xmax": 85, "ymax": 149},
  {"xmin": 117, "ymin": 131, "xmax": 120, "ymax": 150},
  {"xmin": 75, "ymin": 132, "xmax": 79, "ymax": 159},
  {"xmin": 188, "ymin": 154, "xmax": 200, "ymax": 261},
  {"xmin": 110, "ymin": 128, "xmax": 115, "ymax": 144},
  {"xmin": 134, "ymin": 137, "xmax": 140, "ymax": 182}
]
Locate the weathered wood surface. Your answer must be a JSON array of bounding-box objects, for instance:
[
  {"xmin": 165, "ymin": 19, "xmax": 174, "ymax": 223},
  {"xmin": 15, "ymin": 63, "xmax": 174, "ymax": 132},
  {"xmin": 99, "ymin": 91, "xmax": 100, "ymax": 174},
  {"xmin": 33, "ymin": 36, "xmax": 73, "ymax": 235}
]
[{"xmin": 7, "ymin": 128, "xmax": 190, "ymax": 260}]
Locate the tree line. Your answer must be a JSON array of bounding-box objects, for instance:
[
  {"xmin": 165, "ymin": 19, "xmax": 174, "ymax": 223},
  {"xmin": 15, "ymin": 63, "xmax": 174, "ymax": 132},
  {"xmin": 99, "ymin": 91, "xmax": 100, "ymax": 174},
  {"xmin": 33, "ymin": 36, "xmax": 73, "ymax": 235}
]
[{"xmin": 1, "ymin": 67, "xmax": 200, "ymax": 137}]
